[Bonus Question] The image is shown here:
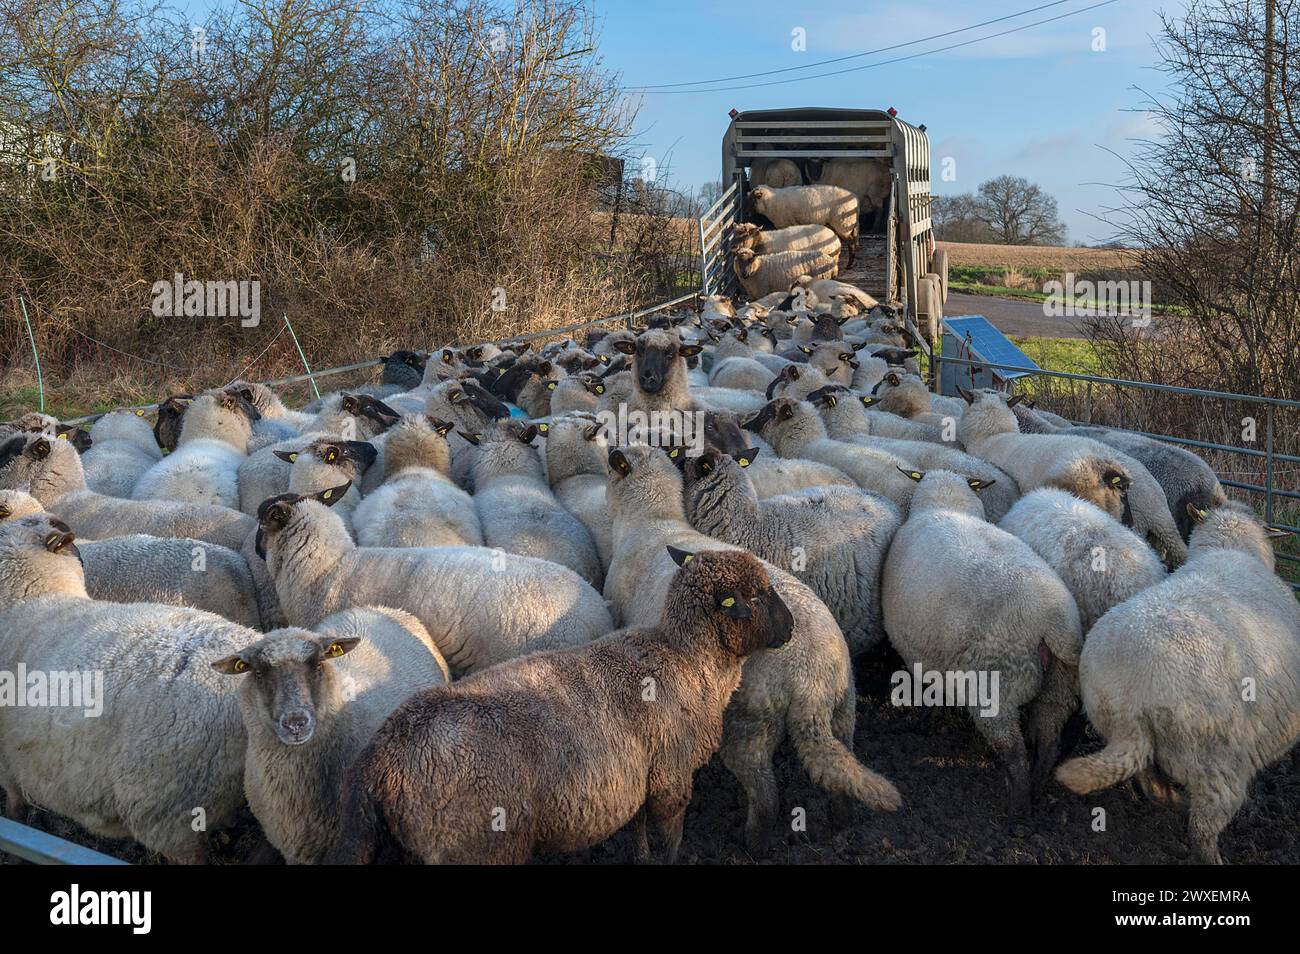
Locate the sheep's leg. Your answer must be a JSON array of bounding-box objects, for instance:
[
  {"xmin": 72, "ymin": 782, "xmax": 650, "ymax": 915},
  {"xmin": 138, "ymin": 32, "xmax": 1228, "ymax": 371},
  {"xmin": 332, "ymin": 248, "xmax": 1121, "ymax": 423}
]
[
  {"xmin": 1186, "ymin": 779, "xmax": 1246, "ymax": 866},
  {"xmin": 1027, "ymin": 659, "xmax": 1079, "ymax": 793},
  {"xmin": 2, "ymin": 785, "xmax": 28, "ymax": 822},
  {"xmin": 1135, "ymin": 767, "xmax": 1183, "ymax": 808},
  {"xmin": 831, "ymin": 683, "xmax": 858, "ymax": 827},
  {"xmin": 646, "ymin": 793, "xmax": 689, "ymax": 866},
  {"xmin": 719, "ymin": 715, "xmax": 782, "ymax": 855},
  {"xmin": 630, "ymin": 806, "xmax": 651, "ymax": 864},
  {"xmin": 971, "ymin": 709, "xmax": 1032, "ymax": 823}
]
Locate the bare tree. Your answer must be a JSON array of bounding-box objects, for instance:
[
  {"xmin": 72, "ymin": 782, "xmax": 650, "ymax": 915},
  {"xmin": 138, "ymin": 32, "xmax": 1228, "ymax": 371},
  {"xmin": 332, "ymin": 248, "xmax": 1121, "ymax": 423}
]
[
  {"xmin": 973, "ymin": 175, "xmax": 1066, "ymax": 245},
  {"xmin": 932, "ymin": 193, "xmax": 994, "ymax": 243}
]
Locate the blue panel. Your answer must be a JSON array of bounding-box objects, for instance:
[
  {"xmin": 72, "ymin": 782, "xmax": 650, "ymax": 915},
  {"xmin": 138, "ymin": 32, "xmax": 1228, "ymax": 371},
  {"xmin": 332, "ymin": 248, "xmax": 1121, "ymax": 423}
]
[
  {"xmin": 0, "ymin": 817, "xmax": 129, "ymax": 864},
  {"xmin": 942, "ymin": 315, "xmax": 1040, "ymax": 380}
]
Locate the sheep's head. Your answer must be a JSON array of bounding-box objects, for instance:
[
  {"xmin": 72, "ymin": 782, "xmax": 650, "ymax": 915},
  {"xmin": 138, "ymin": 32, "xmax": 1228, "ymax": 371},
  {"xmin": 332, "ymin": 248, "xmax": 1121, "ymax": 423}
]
[
  {"xmin": 1183, "ymin": 498, "xmax": 1290, "ymax": 569},
  {"xmin": 748, "ymin": 185, "xmax": 774, "ymax": 212},
  {"xmin": 153, "ymin": 395, "xmax": 193, "ymax": 452},
  {"xmin": 0, "ymin": 513, "xmax": 86, "ymax": 601},
  {"xmin": 681, "ymin": 446, "xmax": 759, "ymax": 512},
  {"xmin": 254, "ymin": 483, "xmax": 350, "ymax": 561},
  {"xmin": 337, "ymin": 393, "xmax": 401, "ymax": 434},
  {"xmin": 663, "ymin": 547, "xmax": 793, "ymax": 656},
  {"xmin": 615, "ymin": 329, "xmax": 701, "ymax": 396},
  {"xmin": 732, "ymin": 247, "xmax": 760, "ymax": 278},
  {"xmin": 381, "ymin": 415, "xmax": 454, "ymax": 477},
  {"xmin": 901, "ymin": 468, "xmax": 994, "ymax": 519},
  {"xmin": 765, "ymin": 363, "xmax": 802, "ymax": 400},
  {"xmin": 381, "ymin": 350, "xmax": 427, "ymax": 388},
  {"xmin": 0, "ymin": 488, "xmax": 43, "ymax": 522},
  {"xmin": 275, "ymin": 439, "xmax": 377, "ymax": 489},
  {"xmin": 742, "ymin": 397, "xmax": 815, "ymax": 446},
  {"xmin": 605, "ymin": 444, "xmax": 683, "ymax": 517},
  {"xmin": 213, "ymin": 627, "xmax": 361, "ymax": 745},
  {"xmin": 0, "ymin": 432, "xmax": 77, "ymax": 500}
]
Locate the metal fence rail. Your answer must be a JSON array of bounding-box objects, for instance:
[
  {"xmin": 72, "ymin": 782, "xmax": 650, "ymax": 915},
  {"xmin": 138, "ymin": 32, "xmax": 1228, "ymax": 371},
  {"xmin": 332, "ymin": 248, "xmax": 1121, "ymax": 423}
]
[
  {"xmin": 699, "ymin": 182, "xmax": 741, "ymax": 298},
  {"xmin": 0, "ymin": 817, "xmax": 129, "ymax": 865},
  {"xmin": 934, "ymin": 351, "xmax": 1300, "ymax": 589}
]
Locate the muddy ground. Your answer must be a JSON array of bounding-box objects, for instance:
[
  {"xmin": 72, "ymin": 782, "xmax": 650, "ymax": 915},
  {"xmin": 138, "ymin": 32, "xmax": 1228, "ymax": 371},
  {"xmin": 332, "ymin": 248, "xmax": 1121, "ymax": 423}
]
[{"xmin": 5, "ymin": 646, "xmax": 1297, "ymax": 866}]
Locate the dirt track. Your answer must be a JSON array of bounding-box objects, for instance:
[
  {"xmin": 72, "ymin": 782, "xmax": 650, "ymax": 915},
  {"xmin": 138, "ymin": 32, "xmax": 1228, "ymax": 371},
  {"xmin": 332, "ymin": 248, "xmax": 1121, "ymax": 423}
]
[{"xmin": 8, "ymin": 644, "xmax": 1297, "ymax": 865}]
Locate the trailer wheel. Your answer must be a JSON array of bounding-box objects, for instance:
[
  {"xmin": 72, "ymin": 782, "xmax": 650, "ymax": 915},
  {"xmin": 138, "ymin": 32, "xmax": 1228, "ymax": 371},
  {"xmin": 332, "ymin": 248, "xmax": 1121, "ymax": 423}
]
[
  {"xmin": 917, "ymin": 274, "xmax": 942, "ymax": 341},
  {"xmin": 933, "ymin": 250, "xmax": 949, "ymax": 303}
]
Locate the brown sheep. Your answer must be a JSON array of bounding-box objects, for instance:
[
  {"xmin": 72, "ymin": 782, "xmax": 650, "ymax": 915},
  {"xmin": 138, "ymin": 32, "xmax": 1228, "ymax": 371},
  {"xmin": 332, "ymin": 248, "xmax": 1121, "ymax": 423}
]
[{"xmin": 327, "ymin": 547, "xmax": 794, "ymax": 865}]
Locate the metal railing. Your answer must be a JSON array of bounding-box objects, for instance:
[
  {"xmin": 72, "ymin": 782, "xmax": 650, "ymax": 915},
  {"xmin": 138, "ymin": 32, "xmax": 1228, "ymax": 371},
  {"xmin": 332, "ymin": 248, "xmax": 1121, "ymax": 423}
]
[
  {"xmin": 698, "ymin": 182, "xmax": 741, "ymax": 298},
  {"xmin": 934, "ymin": 350, "xmax": 1300, "ymax": 591},
  {"xmin": 0, "ymin": 817, "xmax": 129, "ymax": 865}
]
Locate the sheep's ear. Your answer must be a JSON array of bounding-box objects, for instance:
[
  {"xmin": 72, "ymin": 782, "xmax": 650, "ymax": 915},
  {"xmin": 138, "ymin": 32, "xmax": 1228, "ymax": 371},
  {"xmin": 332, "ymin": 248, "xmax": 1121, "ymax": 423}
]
[
  {"xmin": 427, "ymin": 417, "xmax": 455, "ymax": 436},
  {"xmin": 457, "ymin": 430, "xmax": 481, "ymax": 445},
  {"xmin": 967, "ymin": 478, "xmax": 996, "ymax": 492},
  {"xmin": 1006, "ymin": 394, "xmax": 1026, "ymax": 407},
  {"xmin": 317, "ymin": 635, "xmax": 362, "ymax": 660},
  {"xmin": 716, "ymin": 590, "xmax": 751, "ymax": 619},
  {"xmin": 518, "ymin": 424, "xmax": 539, "ymax": 445},
  {"xmin": 613, "ymin": 340, "xmax": 636, "ymax": 356},
  {"xmin": 582, "ymin": 424, "xmax": 601, "ymax": 441},
  {"xmin": 679, "ymin": 344, "xmax": 703, "ymax": 358},
  {"xmin": 322, "ymin": 445, "xmax": 341, "ymax": 464},
  {"xmin": 1104, "ymin": 469, "xmax": 1132, "ymax": 491},
  {"xmin": 608, "ymin": 449, "xmax": 631, "ymax": 477},
  {"xmin": 897, "ymin": 465, "xmax": 925, "ymax": 483},
  {"xmin": 860, "ymin": 395, "xmax": 878, "ymax": 407},
  {"xmin": 1265, "ymin": 526, "xmax": 1292, "ymax": 539},
  {"xmin": 956, "ymin": 385, "xmax": 975, "ymax": 404},
  {"xmin": 597, "ymin": 353, "xmax": 610, "ymax": 365},
  {"xmin": 666, "ymin": 545, "xmax": 694, "ymax": 568},
  {"xmin": 441, "ymin": 348, "xmax": 455, "ymax": 363},
  {"xmin": 273, "ymin": 450, "xmax": 300, "ymax": 463},
  {"xmin": 734, "ymin": 447, "xmax": 760, "ymax": 468},
  {"xmin": 800, "ymin": 346, "xmax": 813, "ymax": 355},
  {"xmin": 314, "ymin": 482, "xmax": 351, "ymax": 506},
  {"xmin": 30, "ymin": 438, "xmax": 52, "ymax": 460},
  {"xmin": 778, "ymin": 403, "xmax": 794, "ymax": 421},
  {"xmin": 1185, "ymin": 500, "xmax": 1209, "ymax": 523},
  {"xmin": 665, "ymin": 446, "xmax": 686, "ymax": 465},
  {"xmin": 546, "ymin": 380, "xmax": 559, "ymax": 390},
  {"xmin": 211, "ymin": 654, "xmax": 253, "ymax": 675},
  {"xmin": 707, "ymin": 331, "xmax": 719, "ymax": 342}
]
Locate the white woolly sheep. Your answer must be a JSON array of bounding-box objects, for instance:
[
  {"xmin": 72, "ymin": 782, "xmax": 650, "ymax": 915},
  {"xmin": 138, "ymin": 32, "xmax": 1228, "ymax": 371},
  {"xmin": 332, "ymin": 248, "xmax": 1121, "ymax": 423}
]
[
  {"xmin": 749, "ymin": 184, "xmax": 859, "ymax": 246},
  {"xmin": 733, "ymin": 247, "xmax": 838, "ymax": 299}
]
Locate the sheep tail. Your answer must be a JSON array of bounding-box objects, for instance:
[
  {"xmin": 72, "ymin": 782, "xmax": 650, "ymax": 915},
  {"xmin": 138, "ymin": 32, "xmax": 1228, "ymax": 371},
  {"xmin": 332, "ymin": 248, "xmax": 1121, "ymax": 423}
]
[
  {"xmin": 789, "ymin": 713, "xmax": 902, "ymax": 811},
  {"xmin": 1055, "ymin": 732, "xmax": 1152, "ymax": 794}
]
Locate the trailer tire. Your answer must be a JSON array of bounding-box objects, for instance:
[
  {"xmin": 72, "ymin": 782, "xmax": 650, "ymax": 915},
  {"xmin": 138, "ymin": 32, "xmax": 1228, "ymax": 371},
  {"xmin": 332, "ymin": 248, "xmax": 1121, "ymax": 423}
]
[
  {"xmin": 933, "ymin": 250, "xmax": 949, "ymax": 303},
  {"xmin": 917, "ymin": 274, "xmax": 942, "ymax": 341}
]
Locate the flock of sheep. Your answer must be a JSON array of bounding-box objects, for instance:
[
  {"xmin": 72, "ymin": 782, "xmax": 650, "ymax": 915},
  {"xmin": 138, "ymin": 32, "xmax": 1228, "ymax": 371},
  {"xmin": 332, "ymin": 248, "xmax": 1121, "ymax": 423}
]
[{"xmin": 0, "ymin": 166, "xmax": 1297, "ymax": 864}]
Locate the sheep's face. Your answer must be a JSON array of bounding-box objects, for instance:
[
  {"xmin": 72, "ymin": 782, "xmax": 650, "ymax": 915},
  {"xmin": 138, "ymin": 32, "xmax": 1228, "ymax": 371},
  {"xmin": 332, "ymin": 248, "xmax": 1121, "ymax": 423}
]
[
  {"xmin": 337, "ymin": 393, "xmax": 401, "ymax": 435},
  {"xmin": 381, "ymin": 350, "xmax": 427, "ymax": 388},
  {"xmin": 732, "ymin": 248, "xmax": 759, "ymax": 278},
  {"xmin": 154, "ymin": 395, "xmax": 193, "ymax": 452},
  {"xmin": 212, "ymin": 629, "xmax": 360, "ymax": 745},
  {"xmin": 664, "ymin": 547, "xmax": 794, "ymax": 655},
  {"xmin": 748, "ymin": 185, "xmax": 774, "ymax": 213},
  {"xmin": 430, "ymin": 380, "xmax": 509, "ymax": 427},
  {"xmin": 277, "ymin": 440, "xmax": 377, "ymax": 495},
  {"xmin": 254, "ymin": 483, "xmax": 351, "ymax": 561},
  {"xmin": 617, "ymin": 330, "xmax": 701, "ymax": 396},
  {"xmin": 742, "ymin": 397, "xmax": 810, "ymax": 445}
]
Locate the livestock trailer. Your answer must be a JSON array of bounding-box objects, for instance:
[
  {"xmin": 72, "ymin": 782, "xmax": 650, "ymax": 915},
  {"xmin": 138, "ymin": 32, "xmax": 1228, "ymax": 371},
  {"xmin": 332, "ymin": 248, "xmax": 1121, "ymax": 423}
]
[{"xmin": 702, "ymin": 106, "xmax": 948, "ymax": 361}]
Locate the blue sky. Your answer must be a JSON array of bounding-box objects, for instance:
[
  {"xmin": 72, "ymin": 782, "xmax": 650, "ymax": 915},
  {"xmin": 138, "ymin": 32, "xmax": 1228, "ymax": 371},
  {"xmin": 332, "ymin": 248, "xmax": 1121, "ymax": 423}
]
[{"xmin": 600, "ymin": 0, "xmax": 1179, "ymax": 243}]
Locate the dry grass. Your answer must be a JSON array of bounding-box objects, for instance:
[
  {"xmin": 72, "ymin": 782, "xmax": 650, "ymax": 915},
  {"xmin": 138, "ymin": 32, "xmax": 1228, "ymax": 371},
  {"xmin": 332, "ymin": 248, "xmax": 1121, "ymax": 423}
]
[{"xmin": 938, "ymin": 242, "xmax": 1139, "ymax": 270}]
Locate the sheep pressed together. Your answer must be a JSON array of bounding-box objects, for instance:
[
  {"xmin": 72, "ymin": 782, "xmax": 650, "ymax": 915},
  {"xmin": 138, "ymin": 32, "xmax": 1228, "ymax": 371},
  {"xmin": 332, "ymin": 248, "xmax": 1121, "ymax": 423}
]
[{"xmin": 1, "ymin": 276, "xmax": 1294, "ymax": 868}]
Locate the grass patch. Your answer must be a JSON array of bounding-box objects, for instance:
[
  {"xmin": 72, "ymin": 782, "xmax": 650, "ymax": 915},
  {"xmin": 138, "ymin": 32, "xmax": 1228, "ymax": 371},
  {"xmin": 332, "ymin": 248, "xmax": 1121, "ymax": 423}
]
[{"xmin": 1009, "ymin": 336, "xmax": 1104, "ymax": 376}]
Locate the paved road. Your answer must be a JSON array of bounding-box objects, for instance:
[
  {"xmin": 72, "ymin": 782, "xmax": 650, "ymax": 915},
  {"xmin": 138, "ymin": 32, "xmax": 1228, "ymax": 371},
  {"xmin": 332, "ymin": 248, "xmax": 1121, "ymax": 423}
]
[{"xmin": 946, "ymin": 291, "xmax": 1086, "ymax": 339}]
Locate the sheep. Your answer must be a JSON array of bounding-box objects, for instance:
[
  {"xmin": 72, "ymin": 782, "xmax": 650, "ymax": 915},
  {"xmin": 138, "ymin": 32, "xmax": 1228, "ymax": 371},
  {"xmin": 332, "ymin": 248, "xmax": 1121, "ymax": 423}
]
[
  {"xmin": 692, "ymin": 411, "xmax": 856, "ymax": 499},
  {"xmin": 236, "ymin": 393, "xmax": 398, "ymax": 515},
  {"xmin": 351, "ymin": 415, "xmax": 482, "ymax": 548},
  {"xmin": 733, "ymin": 248, "xmax": 838, "ymax": 299},
  {"xmin": 132, "ymin": 392, "xmax": 258, "ymax": 508},
  {"xmin": 213, "ymin": 607, "xmax": 449, "ymax": 864},
  {"xmin": 873, "ymin": 370, "xmax": 966, "ymax": 422},
  {"xmin": 81, "ymin": 435, "xmax": 157, "ymax": 499},
  {"xmin": 328, "ymin": 547, "xmax": 795, "ymax": 864},
  {"xmin": 1063, "ymin": 425, "xmax": 1228, "ymax": 539},
  {"xmin": 802, "ymin": 278, "xmax": 878, "ymax": 311},
  {"xmin": 882, "ymin": 470, "xmax": 1084, "ymax": 817},
  {"xmin": 463, "ymin": 420, "xmax": 602, "ymax": 587},
  {"xmin": 997, "ymin": 489, "xmax": 1167, "ymax": 631},
  {"xmin": 808, "ymin": 384, "xmax": 947, "ymax": 444},
  {"xmin": 956, "ymin": 388, "xmax": 1188, "ymax": 567},
  {"xmin": 1055, "ymin": 502, "xmax": 1299, "ymax": 864},
  {"xmin": 731, "ymin": 222, "xmax": 841, "ymax": 260},
  {"xmin": 0, "ymin": 432, "xmax": 256, "ymax": 550},
  {"xmin": 681, "ymin": 446, "xmax": 902, "ymax": 655},
  {"xmin": 256, "ymin": 485, "xmax": 612, "ymax": 675},
  {"xmin": 418, "ymin": 378, "xmax": 512, "ymax": 490},
  {"xmin": 750, "ymin": 156, "xmax": 803, "ymax": 188},
  {"xmin": 0, "ymin": 514, "xmax": 251, "ymax": 863},
  {"xmin": 87, "ymin": 408, "xmax": 160, "ymax": 457},
  {"xmin": 549, "ymin": 372, "xmax": 603, "ymax": 414},
  {"xmin": 275, "ymin": 438, "xmax": 377, "ymax": 533},
  {"xmin": 74, "ymin": 534, "xmax": 263, "ymax": 629},
  {"xmin": 227, "ymin": 380, "xmax": 316, "ymax": 435},
  {"xmin": 544, "ymin": 413, "xmax": 615, "ymax": 573},
  {"xmin": 153, "ymin": 394, "xmax": 192, "ymax": 452},
  {"xmin": 603, "ymin": 444, "xmax": 901, "ymax": 848},
  {"xmin": 379, "ymin": 350, "xmax": 428, "ymax": 391},
  {"xmin": 609, "ymin": 328, "xmax": 703, "ymax": 417},
  {"xmin": 743, "ymin": 398, "xmax": 919, "ymax": 509},
  {"xmin": 749, "ymin": 184, "xmax": 859, "ymax": 247},
  {"xmin": 808, "ymin": 157, "xmax": 891, "ymax": 232}
]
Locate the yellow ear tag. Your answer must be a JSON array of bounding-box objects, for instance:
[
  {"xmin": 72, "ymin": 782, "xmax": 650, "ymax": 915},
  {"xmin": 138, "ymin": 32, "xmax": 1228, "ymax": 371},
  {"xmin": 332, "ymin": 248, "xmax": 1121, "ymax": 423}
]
[
  {"xmin": 681, "ymin": 553, "xmax": 693, "ymax": 564},
  {"xmin": 45, "ymin": 533, "xmax": 60, "ymax": 547},
  {"xmin": 474, "ymin": 434, "xmax": 483, "ymax": 441},
  {"xmin": 538, "ymin": 424, "xmax": 549, "ymax": 433},
  {"xmin": 547, "ymin": 381, "xmax": 557, "ymax": 390},
  {"xmin": 721, "ymin": 596, "xmax": 735, "ymax": 608},
  {"xmin": 701, "ymin": 460, "xmax": 712, "ymax": 472},
  {"xmin": 443, "ymin": 351, "xmax": 452, "ymax": 362},
  {"xmin": 289, "ymin": 453, "xmax": 298, "ymax": 462},
  {"xmin": 327, "ymin": 450, "xmax": 338, "ymax": 463},
  {"xmin": 801, "ymin": 347, "xmax": 812, "ymax": 354},
  {"xmin": 669, "ymin": 448, "xmax": 679, "ymax": 458},
  {"xmin": 327, "ymin": 643, "xmax": 345, "ymax": 657},
  {"xmin": 232, "ymin": 658, "xmax": 248, "ymax": 673},
  {"xmin": 595, "ymin": 384, "xmax": 605, "ymax": 394},
  {"xmin": 911, "ymin": 472, "xmax": 922, "ymax": 480},
  {"xmin": 827, "ymin": 396, "xmax": 837, "ymax": 408},
  {"xmin": 599, "ymin": 355, "xmax": 609, "ymax": 364},
  {"xmin": 322, "ymin": 490, "xmax": 334, "ymax": 500},
  {"xmin": 738, "ymin": 457, "xmax": 750, "ymax": 467},
  {"xmin": 57, "ymin": 433, "xmax": 67, "ymax": 439}
]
